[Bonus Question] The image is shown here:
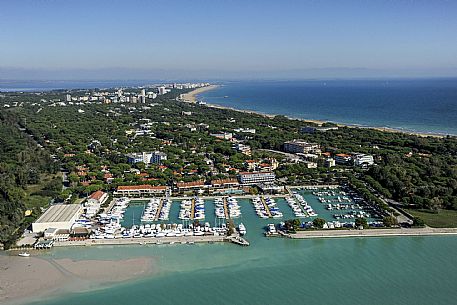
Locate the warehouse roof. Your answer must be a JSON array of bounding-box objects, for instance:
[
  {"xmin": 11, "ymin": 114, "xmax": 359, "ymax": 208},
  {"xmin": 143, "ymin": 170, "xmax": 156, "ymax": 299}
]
[{"xmin": 35, "ymin": 204, "xmax": 81, "ymax": 223}]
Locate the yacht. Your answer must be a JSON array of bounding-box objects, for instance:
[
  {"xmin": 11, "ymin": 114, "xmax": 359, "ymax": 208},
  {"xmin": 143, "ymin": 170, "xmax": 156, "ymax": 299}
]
[{"xmin": 238, "ymin": 223, "xmax": 247, "ymax": 235}]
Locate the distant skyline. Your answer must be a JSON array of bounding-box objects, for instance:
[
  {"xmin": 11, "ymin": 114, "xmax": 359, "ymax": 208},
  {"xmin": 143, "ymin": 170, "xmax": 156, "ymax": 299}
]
[{"xmin": 1, "ymin": 0, "xmax": 457, "ymax": 80}]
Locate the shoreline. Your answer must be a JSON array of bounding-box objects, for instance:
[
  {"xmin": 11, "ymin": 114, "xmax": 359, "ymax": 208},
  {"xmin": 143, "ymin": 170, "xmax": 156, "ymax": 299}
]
[
  {"xmin": 287, "ymin": 227, "xmax": 457, "ymax": 239},
  {"xmin": 0, "ymin": 254, "xmax": 155, "ymax": 305},
  {"xmin": 190, "ymin": 86, "xmax": 452, "ymax": 138},
  {"xmin": 181, "ymin": 84, "xmax": 219, "ymax": 102}
]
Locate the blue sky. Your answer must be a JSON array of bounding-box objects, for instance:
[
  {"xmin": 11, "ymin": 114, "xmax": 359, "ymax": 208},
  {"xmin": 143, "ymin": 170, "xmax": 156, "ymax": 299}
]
[{"xmin": 1, "ymin": 0, "xmax": 457, "ymax": 80}]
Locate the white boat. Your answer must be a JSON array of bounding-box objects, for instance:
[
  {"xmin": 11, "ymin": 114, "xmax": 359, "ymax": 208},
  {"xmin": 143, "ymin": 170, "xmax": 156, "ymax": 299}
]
[
  {"xmin": 238, "ymin": 223, "xmax": 247, "ymax": 235},
  {"xmin": 18, "ymin": 252, "xmax": 30, "ymax": 257}
]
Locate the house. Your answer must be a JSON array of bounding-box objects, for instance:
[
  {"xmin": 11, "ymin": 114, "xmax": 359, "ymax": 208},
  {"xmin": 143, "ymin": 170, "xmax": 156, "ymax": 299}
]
[
  {"xmin": 233, "ymin": 143, "xmax": 252, "ymax": 156},
  {"xmin": 353, "ymin": 153, "xmax": 374, "ymax": 167},
  {"xmin": 85, "ymin": 190, "xmax": 108, "ymax": 217},
  {"xmin": 245, "ymin": 160, "xmax": 258, "ymax": 171},
  {"xmin": 335, "ymin": 153, "xmax": 352, "ymax": 165}
]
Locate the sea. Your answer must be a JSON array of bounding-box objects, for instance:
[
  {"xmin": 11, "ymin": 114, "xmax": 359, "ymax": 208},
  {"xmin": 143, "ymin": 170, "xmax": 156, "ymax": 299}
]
[
  {"xmin": 26, "ymin": 192, "xmax": 457, "ymax": 305},
  {"xmin": 197, "ymin": 79, "xmax": 457, "ymax": 136},
  {"xmin": 2, "ymin": 78, "xmax": 457, "ymax": 135}
]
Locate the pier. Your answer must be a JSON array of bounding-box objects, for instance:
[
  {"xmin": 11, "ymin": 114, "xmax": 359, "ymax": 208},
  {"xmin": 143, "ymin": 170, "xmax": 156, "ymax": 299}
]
[
  {"xmin": 223, "ymin": 197, "xmax": 230, "ymax": 219},
  {"xmin": 260, "ymin": 196, "xmax": 272, "ymax": 218},
  {"xmin": 52, "ymin": 234, "xmax": 251, "ymax": 247},
  {"xmin": 190, "ymin": 198, "xmax": 195, "ymax": 220},
  {"xmin": 154, "ymin": 198, "xmax": 164, "ymax": 221}
]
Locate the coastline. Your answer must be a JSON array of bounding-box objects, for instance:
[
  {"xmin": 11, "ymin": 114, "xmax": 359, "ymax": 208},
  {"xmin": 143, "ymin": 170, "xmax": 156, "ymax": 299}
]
[
  {"xmin": 181, "ymin": 84, "xmax": 219, "ymax": 102},
  {"xmin": 191, "ymin": 86, "xmax": 450, "ymax": 138},
  {"xmin": 0, "ymin": 254, "xmax": 155, "ymax": 305},
  {"xmin": 287, "ymin": 227, "xmax": 457, "ymax": 239}
]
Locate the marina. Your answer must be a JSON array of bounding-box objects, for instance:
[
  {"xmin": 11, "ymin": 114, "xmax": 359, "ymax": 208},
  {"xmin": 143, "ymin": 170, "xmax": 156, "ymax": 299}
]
[{"xmin": 25, "ymin": 186, "xmax": 444, "ymax": 249}]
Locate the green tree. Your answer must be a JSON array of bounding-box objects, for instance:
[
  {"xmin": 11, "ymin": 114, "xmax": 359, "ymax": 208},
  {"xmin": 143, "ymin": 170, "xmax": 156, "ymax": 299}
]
[
  {"xmin": 382, "ymin": 216, "xmax": 398, "ymax": 227},
  {"xmin": 312, "ymin": 217, "xmax": 326, "ymax": 228},
  {"xmin": 355, "ymin": 217, "xmax": 368, "ymax": 229},
  {"xmin": 412, "ymin": 216, "xmax": 426, "ymax": 227}
]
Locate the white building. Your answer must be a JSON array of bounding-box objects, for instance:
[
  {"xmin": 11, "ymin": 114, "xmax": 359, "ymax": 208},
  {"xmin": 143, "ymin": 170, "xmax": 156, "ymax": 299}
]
[
  {"xmin": 284, "ymin": 140, "xmax": 321, "ymax": 154},
  {"xmin": 210, "ymin": 132, "xmax": 233, "ymax": 140},
  {"xmin": 32, "ymin": 204, "xmax": 82, "ymax": 233},
  {"xmin": 353, "ymin": 153, "xmax": 374, "ymax": 167},
  {"xmin": 325, "ymin": 158, "xmax": 336, "ymax": 168},
  {"xmin": 238, "ymin": 171, "xmax": 276, "ymax": 185},
  {"xmin": 233, "ymin": 143, "xmax": 252, "ymax": 156},
  {"xmin": 151, "ymin": 151, "xmax": 167, "ymax": 164},
  {"xmin": 127, "ymin": 151, "xmax": 167, "ymax": 165},
  {"xmin": 158, "ymin": 86, "xmax": 168, "ymax": 95},
  {"xmin": 114, "ymin": 185, "xmax": 168, "ymax": 197},
  {"xmin": 85, "ymin": 190, "xmax": 108, "ymax": 217}
]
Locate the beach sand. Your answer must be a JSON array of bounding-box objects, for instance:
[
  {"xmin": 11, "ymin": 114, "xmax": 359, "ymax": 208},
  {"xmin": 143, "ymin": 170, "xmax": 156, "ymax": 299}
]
[
  {"xmin": 0, "ymin": 254, "xmax": 154, "ymax": 304},
  {"xmin": 180, "ymin": 84, "xmax": 446, "ymax": 138},
  {"xmin": 181, "ymin": 85, "xmax": 219, "ymax": 102},
  {"xmin": 202, "ymin": 101, "xmax": 445, "ymax": 138}
]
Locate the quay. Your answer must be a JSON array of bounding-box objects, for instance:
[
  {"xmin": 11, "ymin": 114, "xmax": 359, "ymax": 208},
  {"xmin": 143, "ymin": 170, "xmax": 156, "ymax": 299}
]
[
  {"xmin": 52, "ymin": 235, "xmax": 251, "ymax": 247},
  {"xmin": 286, "ymin": 227, "xmax": 457, "ymax": 239},
  {"xmin": 154, "ymin": 198, "xmax": 164, "ymax": 221},
  {"xmin": 260, "ymin": 196, "xmax": 272, "ymax": 218},
  {"xmin": 223, "ymin": 197, "xmax": 230, "ymax": 219},
  {"xmin": 190, "ymin": 198, "xmax": 195, "ymax": 220}
]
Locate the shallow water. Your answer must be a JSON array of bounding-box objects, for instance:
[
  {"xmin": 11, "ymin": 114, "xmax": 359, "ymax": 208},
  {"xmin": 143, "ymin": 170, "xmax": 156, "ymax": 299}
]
[{"xmin": 27, "ymin": 194, "xmax": 457, "ymax": 305}]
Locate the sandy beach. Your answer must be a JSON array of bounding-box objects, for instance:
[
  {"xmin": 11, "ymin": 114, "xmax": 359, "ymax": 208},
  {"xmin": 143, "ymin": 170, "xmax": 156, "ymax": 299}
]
[
  {"xmin": 181, "ymin": 84, "xmax": 447, "ymax": 138},
  {"xmin": 0, "ymin": 254, "xmax": 154, "ymax": 304},
  {"xmin": 181, "ymin": 84, "xmax": 219, "ymax": 102},
  {"xmin": 202, "ymin": 98, "xmax": 446, "ymax": 138}
]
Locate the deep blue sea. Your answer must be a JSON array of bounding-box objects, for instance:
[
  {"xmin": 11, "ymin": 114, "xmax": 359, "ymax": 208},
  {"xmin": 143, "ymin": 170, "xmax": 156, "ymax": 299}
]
[
  {"xmin": 2, "ymin": 79, "xmax": 457, "ymax": 135},
  {"xmin": 198, "ymin": 79, "xmax": 457, "ymax": 135}
]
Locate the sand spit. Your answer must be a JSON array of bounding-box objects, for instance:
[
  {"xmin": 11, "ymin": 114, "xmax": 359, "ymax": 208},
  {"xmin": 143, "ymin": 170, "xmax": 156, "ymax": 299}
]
[{"xmin": 0, "ymin": 254, "xmax": 154, "ymax": 304}]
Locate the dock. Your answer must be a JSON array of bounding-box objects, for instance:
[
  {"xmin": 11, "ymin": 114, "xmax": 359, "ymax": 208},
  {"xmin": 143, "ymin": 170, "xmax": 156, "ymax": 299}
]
[
  {"xmin": 223, "ymin": 197, "xmax": 230, "ymax": 219},
  {"xmin": 190, "ymin": 198, "xmax": 195, "ymax": 220},
  {"xmin": 154, "ymin": 198, "xmax": 164, "ymax": 221},
  {"xmin": 260, "ymin": 196, "xmax": 272, "ymax": 218}
]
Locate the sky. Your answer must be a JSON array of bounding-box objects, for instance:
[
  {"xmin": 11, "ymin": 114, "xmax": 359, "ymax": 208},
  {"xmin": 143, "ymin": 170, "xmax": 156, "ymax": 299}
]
[{"xmin": 1, "ymin": 0, "xmax": 457, "ymax": 80}]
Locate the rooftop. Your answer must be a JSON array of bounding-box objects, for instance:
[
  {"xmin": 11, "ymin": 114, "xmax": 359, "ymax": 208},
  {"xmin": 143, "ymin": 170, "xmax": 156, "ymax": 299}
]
[
  {"xmin": 89, "ymin": 190, "xmax": 106, "ymax": 201},
  {"xmin": 118, "ymin": 185, "xmax": 167, "ymax": 191},
  {"xmin": 35, "ymin": 204, "xmax": 81, "ymax": 223}
]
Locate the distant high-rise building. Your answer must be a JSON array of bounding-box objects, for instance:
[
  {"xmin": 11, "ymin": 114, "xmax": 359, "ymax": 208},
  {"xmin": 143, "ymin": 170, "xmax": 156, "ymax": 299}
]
[
  {"xmin": 158, "ymin": 86, "xmax": 167, "ymax": 95},
  {"xmin": 66, "ymin": 94, "xmax": 71, "ymax": 102},
  {"xmin": 141, "ymin": 89, "xmax": 146, "ymax": 96}
]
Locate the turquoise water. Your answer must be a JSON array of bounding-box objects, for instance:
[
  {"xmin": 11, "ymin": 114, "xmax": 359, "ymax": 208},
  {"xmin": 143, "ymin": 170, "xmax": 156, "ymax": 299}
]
[{"xmin": 27, "ymin": 195, "xmax": 457, "ymax": 305}]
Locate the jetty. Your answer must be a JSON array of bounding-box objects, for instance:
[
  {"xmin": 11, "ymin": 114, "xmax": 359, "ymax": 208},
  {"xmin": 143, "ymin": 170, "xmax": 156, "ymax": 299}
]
[
  {"xmin": 154, "ymin": 198, "xmax": 164, "ymax": 221},
  {"xmin": 260, "ymin": 196, "xmax": 272, "ymax": 218},
  {"xmin": 223, "ymin": 197, "xmax": 230, "ymax": 219},
  {"xmin": 289, "ymin": 227, "xmax": 457, "ymax": 239},
  {"xmin": 190, "ymin": 198, "xmax": 195, "ymax": 220}
]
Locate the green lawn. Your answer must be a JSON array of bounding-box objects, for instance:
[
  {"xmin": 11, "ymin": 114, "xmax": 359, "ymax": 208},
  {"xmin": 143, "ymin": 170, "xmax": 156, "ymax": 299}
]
[
  {"xmin": 406, "ymin": 209, "xmax": 457, "ymax": 228},
  {"xmin": 24, "ymin": 173, "xmax": 60, "ymax": 210}
]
